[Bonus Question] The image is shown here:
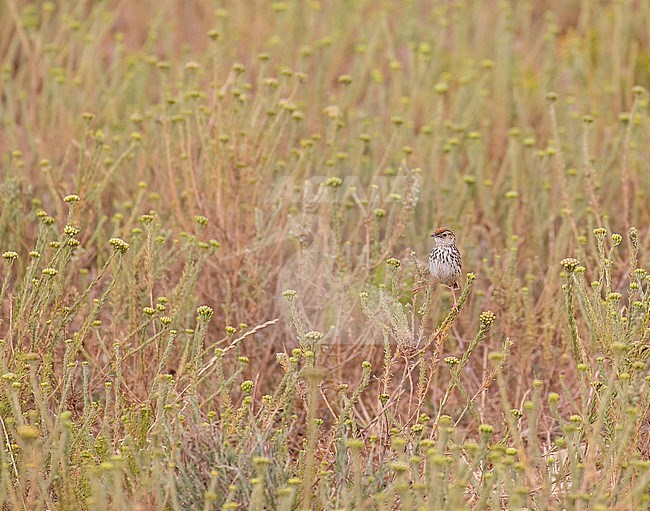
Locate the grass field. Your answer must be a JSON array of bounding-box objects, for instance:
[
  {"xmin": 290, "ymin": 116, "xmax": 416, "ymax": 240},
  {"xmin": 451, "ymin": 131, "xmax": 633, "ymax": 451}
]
[{"xmin": 2, "ymin": 0, "xmax": 650, "ymax": 509}]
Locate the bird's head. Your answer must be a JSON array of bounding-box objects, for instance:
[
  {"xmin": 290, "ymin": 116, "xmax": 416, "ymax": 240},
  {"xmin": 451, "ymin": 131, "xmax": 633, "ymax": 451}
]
[{"xmin": 432, "ymin": 227, "xmax": 456, "ymax": 246}]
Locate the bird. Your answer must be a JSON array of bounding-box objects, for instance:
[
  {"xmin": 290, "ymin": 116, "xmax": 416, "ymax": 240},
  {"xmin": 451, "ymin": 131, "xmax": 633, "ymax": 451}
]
[{"xmin": 415, "ymin": 227, "xmax": 462, "ymax": 307}]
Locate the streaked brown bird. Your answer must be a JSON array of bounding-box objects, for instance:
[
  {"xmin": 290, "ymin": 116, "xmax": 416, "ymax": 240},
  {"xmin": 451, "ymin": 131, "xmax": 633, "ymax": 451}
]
[{"xmin": 415, "ymin": 227, "xmax": 462, "ymax": 307}]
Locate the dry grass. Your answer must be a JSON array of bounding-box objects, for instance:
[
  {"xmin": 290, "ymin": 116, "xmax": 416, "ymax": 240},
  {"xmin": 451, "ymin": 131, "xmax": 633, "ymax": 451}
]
[{"xmin": 1, "ymin": 0, "xmax": 650, "ymax": 509}]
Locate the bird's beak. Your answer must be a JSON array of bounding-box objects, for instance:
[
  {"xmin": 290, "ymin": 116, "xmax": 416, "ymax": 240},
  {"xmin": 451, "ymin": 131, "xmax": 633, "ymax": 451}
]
[{"xmin": 430, "ymin": 234, "xmax": 435, "ymax": 238}]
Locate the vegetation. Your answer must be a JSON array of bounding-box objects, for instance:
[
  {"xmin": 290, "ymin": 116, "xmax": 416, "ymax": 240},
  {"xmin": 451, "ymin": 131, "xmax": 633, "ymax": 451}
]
[{"xmin": 1, "ymin": 0, "xmax": 650, "ymax": 509}]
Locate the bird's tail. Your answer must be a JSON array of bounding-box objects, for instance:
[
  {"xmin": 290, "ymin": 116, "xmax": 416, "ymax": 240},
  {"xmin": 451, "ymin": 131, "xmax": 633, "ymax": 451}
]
[{"xmin": 453, "ymin": 281, "xmax": 460, "ymax": 290}]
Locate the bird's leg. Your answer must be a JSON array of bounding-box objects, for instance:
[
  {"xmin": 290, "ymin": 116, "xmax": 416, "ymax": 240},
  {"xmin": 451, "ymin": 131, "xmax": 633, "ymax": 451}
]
[{"xmin": 445, "ymin": 285, "xmax": 458, "ymax": 308}]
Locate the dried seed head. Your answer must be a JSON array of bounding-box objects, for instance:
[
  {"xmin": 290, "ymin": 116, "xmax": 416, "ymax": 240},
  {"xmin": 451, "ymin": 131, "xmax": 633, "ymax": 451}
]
[
  {"xmin": 64, "ymin": 225, "xmax": 80, "ymax": 236},
  {"xmin": 282, "ymin": 289, "xmax": 297, "ymax": 299},
  {"xmin": 560, "ymin": 258, "xmax": 580, "ymax": 273},
  {"xmin": 196, "ymin": 305, "xmax": 214, "ymax": 321},
  {"xmin": 479, "ymin": 423, "xmax": 494, "ymax": 435},
  {"xmin": 325, "ymin": 176, "xmax": 343, "ymax": 188},
  {"xmin": 305, "ymin": 330, "xmax": 323, "ymax": 341},
  {"xmin": 2, "ymin": 251, "xmax": 18, "ymax": 261},
  {"xmin": 241, "ymin": 380, "xmax": 254, "ymax": 394},
  {"xmin": 479, "ymin": 310, "xmax": 496, "ymax": 328},
  {"xmin": 386, "ymin": 257, "xmax": 400, "ymax": 268},
  {"xmin": 63, "ymin": 194, "xmax": 80, "ymax": 204},
  {"xmin": 17, "ymin": 425, "xmax": 40, "ymax": 442},
  {"xmin": 593, "ymin": 227, "xmax": 607, "ymax": 239},
  {"xmin": 109, "ymin": 238, "xmax": 130, "ymax": 253},
  {"xmin": 411, "ymin": 424, "xmax": 424, "ymax": 434}
]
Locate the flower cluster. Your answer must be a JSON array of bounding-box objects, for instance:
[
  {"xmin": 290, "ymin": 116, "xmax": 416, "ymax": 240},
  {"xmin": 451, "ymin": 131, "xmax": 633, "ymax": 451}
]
[
  {"xmin": 479, "ymin": 310, "xmax": 496, "ymax": 328},
  {"xmin": 386, "ymin": 257, "xmax": 400, "ymax": 269},
  {"xmin": 196, "ymin": 305, "xmax": 214, "ymax": 321},
  {"xmin": 2, "ymin": 251, "xmax": 18, "ymax": 261},
  {"xmin": 282, "ymin": 289, "xmax": 297, "ymax": 299},
  {"xmin": 109, "ymin": 238, "xmax": 130, "ymax": 253},
  {"xmin": 560, "ymin": 258, "xmax": 580, "ymax": 273},
  {"xmin": 305, "ymin": 331, "xmax": 323, "ymax": 342},
  {"xmin": 63, "ymin": 194, "xmax": 80, "ymax": 204}
]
